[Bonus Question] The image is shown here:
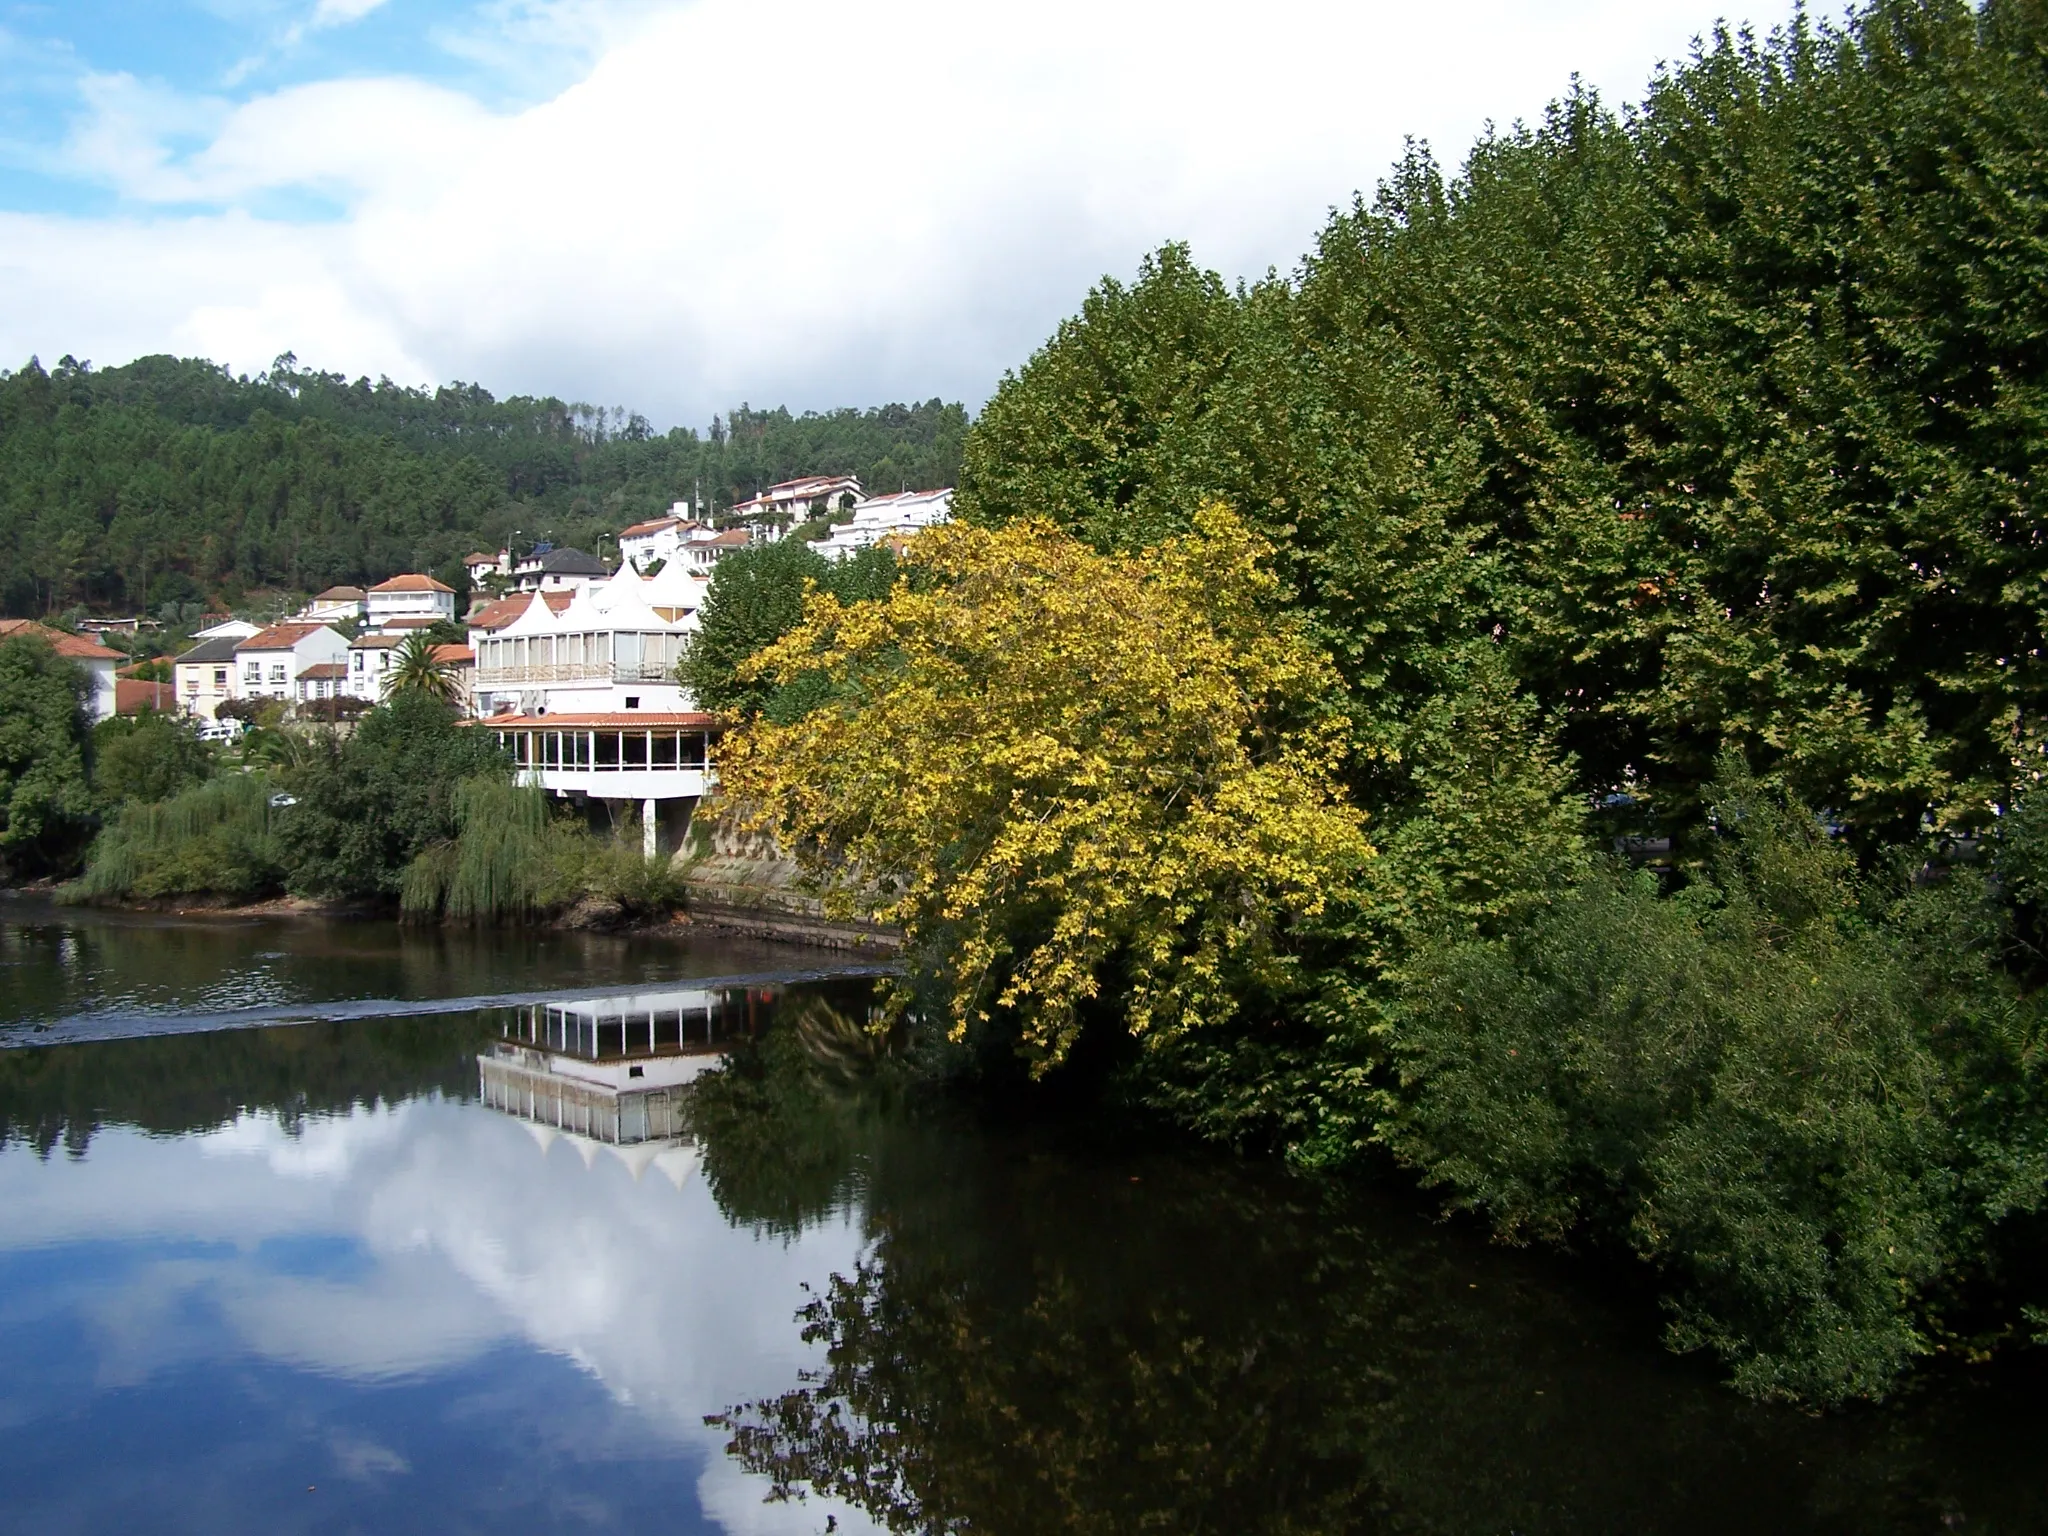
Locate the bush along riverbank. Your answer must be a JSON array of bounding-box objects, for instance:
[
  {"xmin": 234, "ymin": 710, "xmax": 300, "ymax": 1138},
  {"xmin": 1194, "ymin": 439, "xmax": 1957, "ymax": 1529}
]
[
  {"xmin": 50, "ymin": 689, "xmax": 690, "ymax": 928},
  {"xmin": 700, "ymin": 4, "xmax": 2048, "ymax": 1408}
]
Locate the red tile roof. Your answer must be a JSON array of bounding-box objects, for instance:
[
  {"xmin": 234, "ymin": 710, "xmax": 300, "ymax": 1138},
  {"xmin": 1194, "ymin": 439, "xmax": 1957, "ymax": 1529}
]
[
  {"xmin": 313, "ymin": 585, "xmax": 365, "ymax": 601},
  {"xmin": 296, "ymin": 662, "xmax": 348, "ymax": 681},
  {"xmin": 376, "ymin": 615, "xmax": 440, "ymax": 630},
  {"xmin": 466, "ymin": 593, "xmax": 534, "ymax": 631},
  {"xmin": 431, "ymin": 644, "xmax": 474, "ymax": 666},
  {"xmin": 0, "ymin": 619, "xmax": 123, "ymax": 661},
  {"xmin": 369, "ymin": 573, "xmax": 453, "ymax": 594},
  {"xmin": 114, "ymin": 678, "xmax": 177, "ymax": 714},
  {"xmin": 463, "ymin": 552, "xmax": 497, "ymax": 565},
  {"xmin": 542, "ymin": 591, "xmax": 574, "ymax": 612},
  {"xmin": 475, "ymin": 711, "xmax": 717, "ymax": 729},
  {"xmin": 236, "ymin": 623, "xmax": 337, "ymax": 652},
  {"xmin": 349, "ymin": 632, "xmax": 408, "ymax": 649},
  {"xmin": 619, "ymin": 515, "xmax": 689, "ymax": 538},
  {"xmin": 698, "ymin": 529, "xmax": 751, "ymax": 548}
]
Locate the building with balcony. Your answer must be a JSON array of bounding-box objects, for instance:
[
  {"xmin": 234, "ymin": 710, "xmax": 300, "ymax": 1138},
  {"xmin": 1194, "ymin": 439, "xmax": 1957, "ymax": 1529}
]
[
  {"xmin": 811, "ymin": 487, "xmax": 954, "ymax": 561},
  {"xmin": 510, "ymin": 547, "xmax": 611, "ymax": 594},
  {"xmin": 295, "ymin": 585, "xmax": 367, "ymax": 624},
  {"xmin": 234, "ymin": 624, "xmax": 349, "ymax": 705},
  {"xmin": 729, "ymin": 474, "xmax": 864, "ymax": 537},
  {"xmin": 472, "ymin": 559, "xmax": 714, "ymax": 856},
  {"xmin": 367, "ymin": 573, "xmax": 456, "ymax": 625},
  {"xmin": 172, "ymin": 634, "xmax": 241, "ymax": 720}
]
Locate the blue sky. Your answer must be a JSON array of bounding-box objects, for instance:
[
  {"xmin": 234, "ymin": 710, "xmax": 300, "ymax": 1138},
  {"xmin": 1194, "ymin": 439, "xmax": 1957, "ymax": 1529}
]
[{"xmin": 0, "ymin": 0, "xmax": 1812, "ymax": 426}]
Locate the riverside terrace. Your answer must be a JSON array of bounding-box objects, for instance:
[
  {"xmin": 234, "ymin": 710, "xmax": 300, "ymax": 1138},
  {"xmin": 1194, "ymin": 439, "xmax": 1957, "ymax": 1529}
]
[{"xmin": 479, "ymin": 712, "xmax": 716, "ymax": 857}]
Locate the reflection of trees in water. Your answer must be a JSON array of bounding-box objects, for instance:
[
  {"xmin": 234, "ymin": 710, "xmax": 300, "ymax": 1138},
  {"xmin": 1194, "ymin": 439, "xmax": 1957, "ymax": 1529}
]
[
  {"xmin": 0, "ymin": 1014, "xmax": 501, "ymax": 1157},
  {"xmin": 697, "ymin": 1027, "xmax": 2048, "ymax": 1535}
]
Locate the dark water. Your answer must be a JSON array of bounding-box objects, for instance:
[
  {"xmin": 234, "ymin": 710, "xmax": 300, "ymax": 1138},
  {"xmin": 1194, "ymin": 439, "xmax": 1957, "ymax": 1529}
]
[{"xmin": 2, "ymin": 898, "xmax": 2044, "ymax": 1534}]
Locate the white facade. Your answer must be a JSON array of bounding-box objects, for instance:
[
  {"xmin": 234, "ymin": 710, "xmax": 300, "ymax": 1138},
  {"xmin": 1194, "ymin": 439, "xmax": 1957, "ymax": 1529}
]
[
  {"xmin": 296, "ymin": 587, "xmax": 367, "ymax": 624},
  {"xmin": 617, "ymin": 505, "xmax": 700, "ymax": 573},
  {"xmin": 729, "ymin": 475, "xmax": 864, "ymax": 537},
  {"xmin": 812, "ymin": 487, "xmax": 954, "ymax": 561},
  {"xmin": 347, "ymin": 632, "xmax": 407, "ymax": 701},
  {"xmin": 233, "ymin": 624, "xmax": 350, "ymax": 704},
  {"xmin": 471, "ymin": 559, "xmax": 715, "ymax": 855},
  {"xmin": 191, "ymin": 618, "xmax": 262, "ymax": 642},
  {"xmin": 367, "ymin": 575, "xmax": 455, "ymax": 625}
]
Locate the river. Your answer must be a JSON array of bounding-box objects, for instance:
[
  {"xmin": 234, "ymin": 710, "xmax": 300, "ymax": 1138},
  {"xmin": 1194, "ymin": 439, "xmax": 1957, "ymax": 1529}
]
[{"xmin": 1, "ymin": 894, "xmax": 2042, "ymax": 1533}]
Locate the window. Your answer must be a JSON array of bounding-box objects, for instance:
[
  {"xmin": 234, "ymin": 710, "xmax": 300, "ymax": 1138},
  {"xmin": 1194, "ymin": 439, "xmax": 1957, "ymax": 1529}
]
[
  {"xmin": 185, "ymin": 676, "xmax": 199, "ymax": 694},
  {"xmin": 244, "ymin": 663, "xmax": 261, "ymax": 684},
  {"xmin": 212, "ymin": 668, "xmax": 227, "ymax": 688},
  {"xmin": 353, "ymin": 652, "xmax": 364, "ymax": 671},
  {"xmin": 624, "ymin": 696, "xmax": 640, "ymax": 710},
  {"xmin": 269, "ymin": 664, "xmax": 286, "ymax": 683}
]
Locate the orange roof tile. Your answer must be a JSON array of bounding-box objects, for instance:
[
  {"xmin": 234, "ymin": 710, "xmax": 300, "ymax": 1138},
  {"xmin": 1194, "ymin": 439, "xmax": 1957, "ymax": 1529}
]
[
  {"xmin": 369, "ymin": 573, "xmax": 453, "ymax": 594},
  {"xmin": 236, "ymin": 623, "xmax": 337, "ymax": 652},
  {"xmin": 296, "ymin": 662, "xmax": 348, "ymax": 681},
  {"xmin": 0, "ymin": 619, "xmax": 123, "ymax": 662},
  {"xmin": 114, "ymin": 677, "xmax": 177, "ymax": 713},
  {"xmin": 466, "ymin": 593, "xmax": 534, "ymax": 631},
  {"xmin": 619, "ymin": 515, "xmax": 688, "ymax": 538},
  {"xmin": 430, "ymin": 644, "xmax": 474, "ymax": 666}
]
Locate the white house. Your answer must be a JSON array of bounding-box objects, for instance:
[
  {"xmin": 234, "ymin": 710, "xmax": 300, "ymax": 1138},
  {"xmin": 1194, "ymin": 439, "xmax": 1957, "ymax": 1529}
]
[
  {"xmin": 192, "ymin": 616, "xmax": 261, "ymax": 643},
  {"xmin": 510, "ymin": 548, "xmax": 611, "ymax": 594},
  {"xmin": 346, "ymin": 631, "xmax": 408, "ymax": 701},
  {"xmin": 679, "ymin": 527, "xmax": 750, "ymax": 577},
  {"xmin": 233, "ymin": 624, "xmax": 350, "ymax": 705},
  {"xmin": 296, "ymin": 585, "xmax": 367, "ymax": 624},
  {"xmin": 618, "ymin": 506, "xmax": 702, "ymax": 574},
  {"xmin": 728, "ymin": 475, "xmax": 864, "ymax": 538},
  {"xmin": 367, "ymin": 574, "xmax": 456, "ymax": 626},
  {"xmin": 296, "ymin": 661, "xmax": 349, "ymax": 704},
  {"xmin": 0, "ymin": 620, "xmax": 122, "ymax": 721},
  {"xmin": 471, "ymin": 559, "xmax": 713, "ymax": 855},
  {"xmin": 811, "ymin": 487, "xmax": 954, "ymax": 562},
  {"xmin": 172, "ymin": 633, "xmax": 242, "ymax": 720}
]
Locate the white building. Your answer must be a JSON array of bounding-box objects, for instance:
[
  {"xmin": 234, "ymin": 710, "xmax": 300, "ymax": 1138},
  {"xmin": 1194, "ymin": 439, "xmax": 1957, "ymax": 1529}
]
[
  {"xmin": 233, "ymin": 624, "xmax": 350, "ymax": 705},
  {"xmin": 366, "ymin": 574, "xmax": 456, "ymax": 626},
  {"xmin": 617, "ymin": 505, "xmax": 701, "ymax": 573},
  {"xmin": 172, "ymin": 633, "xmax": 242, "ymax": 720},
  {"xmin": 191, "ymin": 617, "xmax": 262, "ymax": 643},
  {"xmin": 679, "ymin": 527, "xmax": 750, "ymax": 577},
  {"xmin": 296, "ymin": 585, "xmax": 367, "ymax": 624},
  {"xmin": 0, "ymin": 620, "xmax": 122, "ymax": 721},
  {"xmin": 811, "ymin": 487, "xmax": 954, "ymax": 562},
  {"xmin": 510, "ymin": 548, "xmax": 610, "ymax": 594},
  {"xmin": 471, "ymin": 559, "xmax": 714, "ymax": 855},
  {"xmin": 346, "ymin": 632, "xmax": 407, "ymax": 701},
  {"xmin": 729, "ymin": 475, "xmax": 864, "ymax": 538},
  {"xmin": 296, "ymin": 661, "xmax": 349, "ymax": 704}
]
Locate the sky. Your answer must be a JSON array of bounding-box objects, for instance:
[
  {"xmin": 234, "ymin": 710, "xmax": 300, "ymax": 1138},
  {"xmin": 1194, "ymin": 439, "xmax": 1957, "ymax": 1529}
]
[{"xmin": 0, "ymin": 0, "xmax": 1815, "ymax": 428}]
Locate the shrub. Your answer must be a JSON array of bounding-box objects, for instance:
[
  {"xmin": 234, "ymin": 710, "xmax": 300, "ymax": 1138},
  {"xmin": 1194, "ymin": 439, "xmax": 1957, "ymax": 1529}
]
[
  {"xmin": 400, "ymin": 776, "xmax": 582, "ymax": 922},
  {"xmin": 93, "ymin": 711, "xmax": 215, "ymax": 805},
  {"xmin": 1379, "ymin": 767, "xmax": 2048, "ymax": 1405},
  {"xmin": 69, "ymin": 774, "xmax": 287, "ymax": 901}
]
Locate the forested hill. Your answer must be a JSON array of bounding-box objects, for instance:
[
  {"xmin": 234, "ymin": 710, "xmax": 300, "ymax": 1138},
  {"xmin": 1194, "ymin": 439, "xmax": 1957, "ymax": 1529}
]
[{"xmin": 0, "ymin": 352, "xmax": 968, "ymax": 616}]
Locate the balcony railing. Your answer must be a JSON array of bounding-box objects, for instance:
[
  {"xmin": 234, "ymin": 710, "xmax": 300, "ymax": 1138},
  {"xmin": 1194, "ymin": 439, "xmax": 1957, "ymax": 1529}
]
[{"xmin": 475, "ymin": 660, "xmax": 675, "ymax": 686}]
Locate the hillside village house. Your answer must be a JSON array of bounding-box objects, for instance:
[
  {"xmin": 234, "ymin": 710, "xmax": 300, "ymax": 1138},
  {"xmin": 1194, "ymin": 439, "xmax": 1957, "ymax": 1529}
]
[
  {"xmin": 347, "ymin": 631, "xmax": 408, "ymax": 701},
  {"xmin": 511, "ymin": 548, "xmax": 610, "ymax": 594},
  {"xmin": 814, "ymin": 487, "xmax": 954, "ymax": 562},
  {"xmin": 729, "ymin": 475, "xmax": 864, "ymax": 536},
  {"xmin": 471, "ymin": 558, "xmax": 711, "ymax": 856},
  {"xmin": 234, "ymin": 624, "xmax": 350, "ymax": 705},
  {"xmin": 296, "ymin": 586, "xmax": 367, "ymax": 624},
  {"xmin": 617, "ymin": 508, "xmax": 699, "ymax": 573},
  {"xmin": 367, "ymin": 574, "xmax": 455, "ymax": 626},
  {"xmin": 193, "ymin": 616, "xmax": 261, "ymax": 643},
  {"xmin": 173, "ymin": 634, "xmax": 242, "ymax": 720},
  {"xmin": 0, "ymin": 620, "xmax": 122, "ymax": 720}
]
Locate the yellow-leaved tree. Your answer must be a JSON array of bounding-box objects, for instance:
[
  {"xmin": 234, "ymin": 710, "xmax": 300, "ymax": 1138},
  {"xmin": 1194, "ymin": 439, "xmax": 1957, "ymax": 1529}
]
[{"xmin": 716, "ymin": 505, "xmax": 1373, "ymax": 1072}]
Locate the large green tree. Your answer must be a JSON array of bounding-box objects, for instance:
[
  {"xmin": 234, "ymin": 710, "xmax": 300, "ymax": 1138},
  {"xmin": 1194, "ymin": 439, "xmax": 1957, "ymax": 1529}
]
[{"xmin": 0, "ymin": 635, "xmax": 95, "ymax": 876}]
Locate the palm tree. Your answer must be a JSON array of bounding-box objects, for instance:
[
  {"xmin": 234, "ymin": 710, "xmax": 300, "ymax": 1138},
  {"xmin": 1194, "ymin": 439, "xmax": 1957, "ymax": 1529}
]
[{"xmin": 389, "ymin": 631, "xmax": 458, "ymax": 703}]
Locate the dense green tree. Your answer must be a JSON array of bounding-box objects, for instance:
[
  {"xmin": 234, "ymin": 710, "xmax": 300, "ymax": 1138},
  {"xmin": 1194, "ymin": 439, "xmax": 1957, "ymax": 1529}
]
[
  {"xmin": 679, "ymin": 541, "xmax": 899, "ymax": 721},
  {"xmin": 0, "ymin": 352, "xmax": 966, "ymax": 617},
  {"xmin": 281, "ymin": 692, "xmax": 510, "ymax": 901},
  {"xmin": 0, "ymin": 635, "xmax": 95, "ymax": 877},
  {"xmin": 91, "ymin": 710, "xmax": 215, "ymax": 805}
]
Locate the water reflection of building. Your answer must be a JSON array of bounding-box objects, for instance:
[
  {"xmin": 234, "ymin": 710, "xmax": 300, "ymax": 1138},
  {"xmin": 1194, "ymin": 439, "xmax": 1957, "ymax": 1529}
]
[{"xmin": 477, "ymin": 988, "xmax": 762, "ymax": 1153}]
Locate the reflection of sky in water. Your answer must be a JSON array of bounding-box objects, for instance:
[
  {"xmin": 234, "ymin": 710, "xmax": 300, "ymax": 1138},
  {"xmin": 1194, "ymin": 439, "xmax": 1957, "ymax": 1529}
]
[{"xmin": 0, "ymin": 1098, "xmax": 876, "ymax": 1534}]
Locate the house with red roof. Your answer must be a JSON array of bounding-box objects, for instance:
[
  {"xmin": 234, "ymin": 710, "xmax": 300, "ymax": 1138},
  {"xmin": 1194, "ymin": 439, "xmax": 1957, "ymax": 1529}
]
[
  {"xmin": 233, "ymin": 624, "xmax": 349, "ymax": 704},
  {"xmin": 0, "ymin": 619, "xmax": 123, "ymax": 720},
  {"xmin": 367, "ymin": 573, "xmax": 455, "ymax": 628}
]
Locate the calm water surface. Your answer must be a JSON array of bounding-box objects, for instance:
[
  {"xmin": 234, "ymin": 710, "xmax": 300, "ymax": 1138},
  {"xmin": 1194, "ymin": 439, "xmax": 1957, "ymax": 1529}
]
[{"xmin": 1, "ymin": 896, "xmax": 2044, "ymax": 1534}]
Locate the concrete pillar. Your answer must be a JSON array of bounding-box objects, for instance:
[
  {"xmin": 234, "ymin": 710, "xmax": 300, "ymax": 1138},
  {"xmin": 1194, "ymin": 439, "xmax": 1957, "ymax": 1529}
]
[{"xmin": 642, "ymin": 798, "xmax": 658, "ymax": 859}]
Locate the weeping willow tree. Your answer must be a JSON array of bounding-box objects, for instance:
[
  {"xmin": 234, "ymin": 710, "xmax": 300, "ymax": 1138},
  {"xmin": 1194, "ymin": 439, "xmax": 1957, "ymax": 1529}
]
[
  {"xmin": 400, "ymin": 775, "xmax": 584, "ymax": 922},
  {"xmin": 66, "ymin": 773, "xmax": 286, "ymax": 901}
]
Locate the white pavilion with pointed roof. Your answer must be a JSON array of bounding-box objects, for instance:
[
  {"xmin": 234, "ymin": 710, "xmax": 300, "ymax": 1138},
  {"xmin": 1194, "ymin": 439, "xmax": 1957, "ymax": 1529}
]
[{"xmin": 469, "ymin": 557, "xmax": 716, "ymax": 855}]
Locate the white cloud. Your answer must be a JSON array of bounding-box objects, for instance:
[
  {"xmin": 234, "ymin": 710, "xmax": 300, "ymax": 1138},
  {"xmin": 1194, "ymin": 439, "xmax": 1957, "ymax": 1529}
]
[
  {"xmin": 312, "ymin": 0, "xmax": 394, "ymax": 26},
  {"xmin": 0, "ymin": 0, "xmax": 1814, "ymax": 424}
]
